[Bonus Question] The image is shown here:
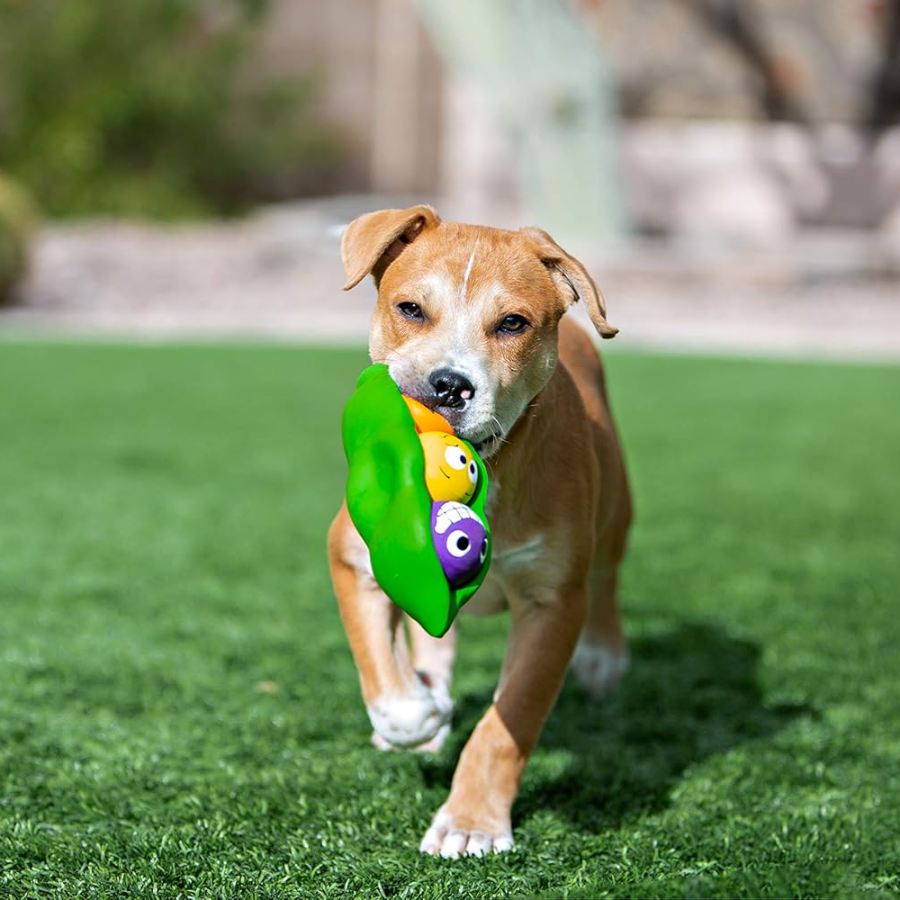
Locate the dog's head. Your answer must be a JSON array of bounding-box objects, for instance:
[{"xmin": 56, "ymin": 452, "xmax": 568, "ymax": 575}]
[{"xmin": 342, "ymin": 205, "xmax": 617, "ymax": 458}]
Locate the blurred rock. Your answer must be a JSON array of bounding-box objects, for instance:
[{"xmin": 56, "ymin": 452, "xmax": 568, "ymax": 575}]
[
  {"xmin": 622, "ymin": 121, "xmax": 900, "ymax": 242},
  {"xmin": 881, "ymin": 202, "xmax": 900, "ymax": 255},
  {"xmin": 875, "ymin": 129, "xmax": 900, "ymax": 225},
  {"xmin": 673, "ymin": 168, "xmax": 793, "ymax": 251},
  {"xmin": 624, "ymin": 122, "xmax": 797, "ymax": 249}
]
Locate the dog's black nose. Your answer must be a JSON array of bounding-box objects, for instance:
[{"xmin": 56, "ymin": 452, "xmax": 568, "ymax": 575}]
[{"xmin": 429, "ymin": 368, "xmax": 475, "ymax": 409}]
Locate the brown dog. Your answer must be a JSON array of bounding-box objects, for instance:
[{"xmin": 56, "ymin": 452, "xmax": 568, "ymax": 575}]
[{"xmin": 328, "ymin": 205, "xmax": 632, "ymax": 858}]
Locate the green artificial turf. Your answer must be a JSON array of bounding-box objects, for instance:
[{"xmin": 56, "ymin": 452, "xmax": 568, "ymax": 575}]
[{"xmin": 1, "ymin": 342, "xmax": 899, "ymax": 899}]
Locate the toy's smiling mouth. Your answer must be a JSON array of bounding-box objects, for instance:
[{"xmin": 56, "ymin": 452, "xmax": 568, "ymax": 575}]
[{"xmin": 433, "ymin": 501, "xmax": 481, "ymax": 534}]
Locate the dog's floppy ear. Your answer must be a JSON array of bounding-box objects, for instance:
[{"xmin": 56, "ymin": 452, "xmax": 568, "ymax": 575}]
[
  {"xmin": 521, "ymin": 227, "xmax": 618, "ymax": 339},
  {"xmin": 341, "ymin": 205, "xmax": 441, "ymax": 291}
]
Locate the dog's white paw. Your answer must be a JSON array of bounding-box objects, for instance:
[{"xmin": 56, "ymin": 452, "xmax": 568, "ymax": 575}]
[
  {"xmin": 366, "ymin": 675, "xmax": 452, "ymax": 750},
  {"xmin": 371, "ymin": 721, "xmax": 450, "ymax": 754},
  {"xmin": 419, "ymin": 807, "xmax": 513, "ymax": 859},
  {"xmin": 571, "ymin": 639, "xmax": 629, "ymax": 699}
]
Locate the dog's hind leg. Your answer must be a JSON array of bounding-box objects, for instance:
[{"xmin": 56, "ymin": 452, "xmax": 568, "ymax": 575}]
[
  {"xmin": 571, "ymin": 567, "xmax": 629, "ymax": 698},
  {"xmin": 329, "ymin": 505, "xmax": 452, "ymax": 750}
]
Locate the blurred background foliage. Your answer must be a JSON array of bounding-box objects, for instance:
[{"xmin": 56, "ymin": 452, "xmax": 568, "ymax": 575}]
[
  {"xmin": 0, "ymin": 173, "xmax": 36, "ymax": 303},
  {"xmin": 0, "ymin": 0, "xmax": 342, "ymax": 219}
]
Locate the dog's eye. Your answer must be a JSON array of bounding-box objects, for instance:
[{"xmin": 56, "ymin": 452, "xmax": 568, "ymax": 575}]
[
  {"xmin": 397, "ymin": 302, "xmax": 424, "ymax": 322},
  {"xmin": 497, "ymin": 314, "xmax": 529, "ymax": 334}
]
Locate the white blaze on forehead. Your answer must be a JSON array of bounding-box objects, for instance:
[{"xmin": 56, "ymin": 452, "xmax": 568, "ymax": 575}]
[
  {"xmin": 434, "ymin": 501, "xmax": 479, "ymax": 534},
  {"xmin": 416, "ymin": 257, "xmax": 494, "ymax": 395},
  {"xmin": 459, "ymin": 248, "xmax": 477, "ymax": 303}
]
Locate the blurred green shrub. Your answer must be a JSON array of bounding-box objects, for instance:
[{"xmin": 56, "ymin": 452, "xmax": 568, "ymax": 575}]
[
  {"xmin": 0, "ymin": 174, "xmax": 37, "ymax": 304},
  {"xmin": 0, "ymin": 0, "xmax": 341, "ymax": 218}
]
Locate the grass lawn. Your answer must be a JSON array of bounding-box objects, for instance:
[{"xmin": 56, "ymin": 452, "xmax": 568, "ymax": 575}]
[{"xmin": 1, "ymin": 341, "xmax": 899, "ymax": 899}]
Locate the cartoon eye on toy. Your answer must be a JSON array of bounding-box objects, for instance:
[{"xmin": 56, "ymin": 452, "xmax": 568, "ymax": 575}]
[
  {"xmin": 420, "ymin": 432, "xmax": 478, "ymax": 503},
  {"xmin": 446, "ymin": 530, "xmax": 472, "ymax": 557},
  {"xmin": 431, "ymin": 501, "xmax": 488, "ymax": 587},
  {"xmin": 444, "ymin": 445, "xmax": 468, "ymax": 470}
]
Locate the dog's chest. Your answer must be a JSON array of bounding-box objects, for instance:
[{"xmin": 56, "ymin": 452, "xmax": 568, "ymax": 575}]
[
  {"xmin": 462, "ymin": 533, "xmax": 550, "ymax": 615},
  {"xmin": 462, "ymin": 475, "xmax": 561, "ymax": 614}
]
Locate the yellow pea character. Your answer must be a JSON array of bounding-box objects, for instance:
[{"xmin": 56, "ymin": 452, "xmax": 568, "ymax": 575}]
[{"xmin": 419, "ymin": 431, "xmax": 479, "ymax": 503}]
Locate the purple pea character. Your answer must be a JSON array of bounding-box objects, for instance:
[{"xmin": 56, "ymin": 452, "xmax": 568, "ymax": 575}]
[{"xmin": 431, "ymin": 501, "xmax": 489, "ymax": 588}]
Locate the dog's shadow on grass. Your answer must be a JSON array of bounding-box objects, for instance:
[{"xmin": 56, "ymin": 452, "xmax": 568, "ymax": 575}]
[{"xmin": 419, "ymin": 619, "xmax": 813, "ymax": 833}]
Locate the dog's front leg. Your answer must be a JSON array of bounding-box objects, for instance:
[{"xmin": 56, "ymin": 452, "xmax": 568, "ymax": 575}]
[
  {"xmin": 420, "ymin": 589, "xmax": 587, "ymax": 858},
  {"xmin": 328, "ymin": 505, "xmax": 453, "ymax": 750}
]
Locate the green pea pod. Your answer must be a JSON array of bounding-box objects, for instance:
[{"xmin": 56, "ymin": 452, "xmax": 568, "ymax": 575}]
[{"xmin": 341, "ymin": 364, "xmax": 492, "ymax": 637}]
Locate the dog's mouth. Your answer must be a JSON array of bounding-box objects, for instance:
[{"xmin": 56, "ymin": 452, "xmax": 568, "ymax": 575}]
[
  {"xmin": 389, "ymin": 376, "xmax": 503, "ymax": 456},
  {"xmin": 468, "ymin": 428, "xmax": 504, "ymax": 455}
]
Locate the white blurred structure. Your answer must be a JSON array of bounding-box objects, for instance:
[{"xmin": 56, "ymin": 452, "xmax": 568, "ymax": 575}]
[{"xmin": 415, "ymin": 0, "xmax": 625, "ymax": 246}]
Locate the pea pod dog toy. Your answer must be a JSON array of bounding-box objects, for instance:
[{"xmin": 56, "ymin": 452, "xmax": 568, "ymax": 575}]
[{"xmin": 341, "ymin": 364, "xmax": 492, "ymax": 637}]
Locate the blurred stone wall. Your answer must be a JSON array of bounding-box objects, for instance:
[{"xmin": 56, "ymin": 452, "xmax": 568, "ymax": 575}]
[{"xmin": 253, "ymin": 0, "xmax": 895, "ymax": 230}]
